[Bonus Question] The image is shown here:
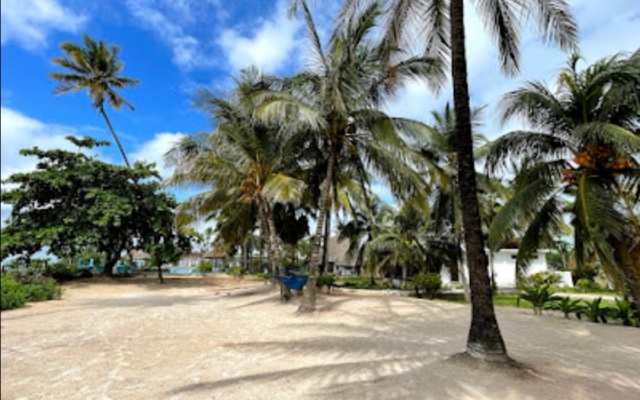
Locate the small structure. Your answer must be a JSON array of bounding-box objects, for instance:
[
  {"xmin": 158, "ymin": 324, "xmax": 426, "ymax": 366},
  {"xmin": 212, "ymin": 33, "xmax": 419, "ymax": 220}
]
[
  {"xmin": 440, "ymin": 248, "xmax": 553, "ymax": 289},
  {"xmin": 203, "ymin": 250, "xmax": 227, "ymax": 270},
  {"xmin": 131, "ymin": 250, "xmax": 151, "ymax": 269},
  {"xmin": 326, "ymin": 237, "xmax": 357, "ymax": 276}
]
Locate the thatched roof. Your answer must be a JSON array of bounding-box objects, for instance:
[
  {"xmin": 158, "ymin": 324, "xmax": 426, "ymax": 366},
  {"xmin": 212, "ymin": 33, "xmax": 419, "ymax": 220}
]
[
  {"xmin": 327, "ymin": 237, "xmax": 356, "ymax": 267},
  {"xmin": 203, "ymin": 250, "xmax": 227, "ymax": 259},
  {"xmin": 131, "ymin": 250, "xmax": 151, "ymax": 260}
]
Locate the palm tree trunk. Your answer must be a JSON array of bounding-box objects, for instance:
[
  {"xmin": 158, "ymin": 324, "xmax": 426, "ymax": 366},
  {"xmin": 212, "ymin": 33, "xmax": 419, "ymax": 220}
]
[
  {"xmin": 299, "ymin": 151, "xmax": 336, "ymax": 313},
  {"xmin": 450, "ymin": 0, "xmax": 508, "ymax": 361},
  {"xmin": 262, "ymin": 198, "xmax": 291, "ymax": 300},
  {"xmin": 321, "ymin": 208, "xmax": 331, "ymax": 275},
  {"xmin": 99, "ymin": 106, "xmax": 131, "ymax": 168}
]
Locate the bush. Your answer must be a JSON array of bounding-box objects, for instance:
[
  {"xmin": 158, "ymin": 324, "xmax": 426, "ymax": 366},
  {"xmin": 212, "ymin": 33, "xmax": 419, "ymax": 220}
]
[
  {"xmin": 575, "ymin": 278, "xmax": 599, "ymax": 293},
  {"xmin": 228, "ymin": 266, "xmax": 245, "ymax": 278},
  {"xmin": 577, "ymin": 297, "xmax": 611, "ymax": 323},
  {"xmin": 10, "ymin": 266, "xmax": 46, "ymax": 285},
  {"xmin": 197, "ymin": 261, "xmax": 212, "ymax": 276},
  {"xmin": 413, "ymin": 273, "xmax": 442, "ymax": 299},
  {"xmin": 256, "ymin": 272, "xmax": 271, "ymax": 280},
  {"xmin": 1, "ymin": 275, "xmax": 27, "ymax": 310},
  {"xmin": 24, "ymin": 279, "xmax": 62, "ymax": 302},
  {"xmin": 524, "ymin": 271, "xmax": 562, "ymax": 287},
  {"xmin": 316, "ymin": 274, "xmax": 336, "ymax": 291},
  {"xmin": 48, "ymin": 262, "xmax": 79, "ymax": 282},
  {"xmin": 545, "ymin": 296, "xmax": 584, "ymax": 318},
  {"xmin": 336, "ymin": 276, "xmax": 384, "ymax": 290},
  {"xmin": 520, "ymin": 284, "xmax": 556, "ymax": 315},
  {"xmin": 609, "ymin": 299, "xmax": 639, "ymax": 327}
]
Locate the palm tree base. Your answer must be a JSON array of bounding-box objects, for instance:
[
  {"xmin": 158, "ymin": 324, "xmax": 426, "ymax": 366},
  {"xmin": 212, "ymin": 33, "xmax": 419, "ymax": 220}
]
[{"xmin": 450, "ymin": 351, "xmax": 517, "ymax": 369}]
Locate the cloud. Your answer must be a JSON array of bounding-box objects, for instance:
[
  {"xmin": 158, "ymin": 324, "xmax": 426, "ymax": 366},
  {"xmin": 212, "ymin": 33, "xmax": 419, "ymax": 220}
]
[
  {"xmin": 124, "ymin": 0, "xmax": 212, "ymax": 70},
  {"xmin": 218, "ymin": 0, "xmax": 301, "ymax": 74},
  {"xmin": 0, "ymin": 107, "xmax": 81, "ymax": 181},
  {"xmin": 0, "ymin": 0, "xmax": 86, "ymax": 49},
  {"xmin": 129, "ymin": 132, "xmax": 187, "ymax": 179}
]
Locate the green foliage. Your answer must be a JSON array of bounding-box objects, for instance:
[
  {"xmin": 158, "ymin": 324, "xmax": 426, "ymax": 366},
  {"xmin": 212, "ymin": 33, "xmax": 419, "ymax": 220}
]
[
  {"xmin": 316, "ymin": 274, "xmax": 336, "ymax": 290},
  {"xmin": 413, "ymin": 273, "xmax": 442, "ymax": 299},
  {"xmin": 336, "ymin": 276, "xmax": 386, "ymax": 290},
  {"xmin": 577, "ymin": 297, "xmax": 612, "ymax": 323},
  {"xmin": 2, "ymin": 136, "xmax": 187, "ymax": 276},
  {"xmin": 524, "ymin": 271, "xmax": 563, "ymax": 287},
  {"xmin": 575, "ymin": 279, "xmax": 600, "ymax": 293},
  {"xmin": 256, "ymin": 272, "xmax": 271, "ymax": 280},
  {"xmin": 520, "ymin": 284, "xmax": 556, "ymax": 315},
  {"xmin": 1, "ymin": 275, "xmax": 27, "ymax": 310},
  {"xmin": 196, "ymin": 261, "xmax": 212, "ymax": 275},
  {"xmin": 545, "ymin": 296, "xmax": 584, "ymax": 319},
  {"xmin": 49, "ymin": 262, "xmax": 80, "ymax": 282},
  {"xmin": 228, "ymin": 266, "xmax": 245, "ymax": 278},
  {"xmin": 23, "ymin": 279, "xmax": 63, "ymax": 302},
  {"xmin": 609, "ymin": 299, "xmax": 640, "ymax": 327}
]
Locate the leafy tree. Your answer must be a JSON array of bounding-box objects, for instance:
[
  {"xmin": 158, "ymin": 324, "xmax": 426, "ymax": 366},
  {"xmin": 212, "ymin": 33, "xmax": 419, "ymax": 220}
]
[
  {"xmin": 1, "ymin": 136, "xmax": 182, "ymax": 277},
  {"xmin": 268, "ymin": 1, "xmax": 444, "ymax": 312},
  {"xmin": 487, "ymin": 53, "xmax": 640, "ymax": 306},
  {"xmin": 49, "ymin": 34, "xmax": 139, "ymax": 167}
]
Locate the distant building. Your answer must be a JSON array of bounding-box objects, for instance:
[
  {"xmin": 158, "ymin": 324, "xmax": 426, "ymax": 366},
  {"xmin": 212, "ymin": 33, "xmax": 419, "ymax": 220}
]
[{"xmin": 326, "ymin": 237, "xmax": 357, "ymax": 276}]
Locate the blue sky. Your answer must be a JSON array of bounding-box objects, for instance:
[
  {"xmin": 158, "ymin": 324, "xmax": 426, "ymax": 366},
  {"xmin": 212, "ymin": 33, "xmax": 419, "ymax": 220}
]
[{"xmin": 2, "ymin": 0, "xmax": 640, "ymax": 227}]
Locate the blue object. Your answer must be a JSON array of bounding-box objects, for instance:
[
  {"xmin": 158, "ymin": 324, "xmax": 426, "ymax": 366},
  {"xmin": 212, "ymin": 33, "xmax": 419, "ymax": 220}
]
[
  {"xmin": 275, "ymin": 273, "xmax": 308, "ymax": 291},
  {"xmin": 168, "ymin": 267, "xmax": 196, "ymax": 275}
]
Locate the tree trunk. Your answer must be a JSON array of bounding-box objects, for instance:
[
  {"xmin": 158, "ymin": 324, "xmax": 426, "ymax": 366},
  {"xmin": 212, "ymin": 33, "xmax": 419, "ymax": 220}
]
[
  {"xmin": 299, "ymin": 151, "xmax": 336, "ymax": 313},
  {"xmin": 99, "ymin": 107, "xmax": 131, "ymax": 168},
  {"xmin": 157, "ymin": 263, "xmax": 164, "ymax": 284},
  {"xmin": 261, "ymin": 198, "xmax": 291, "ymax": 300},
  {"xmin": 104, "ymin": 254, "xmax": 117, "ymax": 277},
  {"xmin": 450, "ymin": 0, "xmax": 508, "ymax": 361},
  {"xmin": 321, "ymin": 208, "xmax": 331, "ymax": 275}
]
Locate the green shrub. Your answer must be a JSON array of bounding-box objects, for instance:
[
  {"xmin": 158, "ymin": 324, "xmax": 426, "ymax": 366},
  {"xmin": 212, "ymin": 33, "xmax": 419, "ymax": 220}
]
[
  {"xmin": 545, "ymin": 296, "xmax": 584, "ymax": 318},
  {"xmin": 524, "ymin": 271, "xmax": 562, "ymax": 287},
  {"xmin": 48, "ymin": 262, "xmax": 79, "ymax": 282},
  {"xmin": 609, "ymin": 299, "xmax": 639, "ymax": 327},
  {"xmin": 24, "ymin": 279, "xmax": 62, "ymax": 302},
  {"xmin": 575, "ymin": 278, "xmax": 598, "ymax": 293},
  {"xmin": 577, "ymin": 297, "xmax": 611, "ymax": 323},
  {"xmin": 413, "ymin": 273, "xmax": 442, "ymax": 299},
  {"xmin": 228, "ymin": 266, "xmax": 245, "ymax": 278},
  {"xmin": 520, "ymin": 284, "xmax": 556, "ymax": 315},
  {"xmin": 336, "ymin": 276, "xmax": 384, "ymax": 290},
  {"xmin": 10, "ymin": 266, "xmax": 46, "ymax": 285},
  {"xmin": 316, "ymin": 274, "xmax": 336, "ymax": 290},
  {"xmin": 256, "ymin": 272, "xmax": 271, "ymax": 280},
  {"xmin": 1, "ymin": 275, "xmax": 27, "ymax": 310},
  {"xmin": 197, "ymin": 261, "xmax": 212, "ymax": 276}
]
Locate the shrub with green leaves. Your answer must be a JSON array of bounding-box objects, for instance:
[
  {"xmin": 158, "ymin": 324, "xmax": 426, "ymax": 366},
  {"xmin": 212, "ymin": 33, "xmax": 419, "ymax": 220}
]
[
  {"xmin": 609, "ymin": 299, "xmax": 639, "ymax": 327},
  {"xmin": 577, "ymin": 297, "xmax": 611, "ymax": 323},
  {"xmin": 413, "ymin": 273, "xmax": 442, "ymax": 299},
  {"xmin": 1, "ymin": 275, "xmax": 27, "ymax": 310},
  {"xmin": 48, "ymin": 262, "xmax": 79, "ymax": 282},
  {"xmin": 24, "ymin": 279, "xmax": 62, "ymax": 302},
  {"xmin": 316, "ymin": 274, "xmax": 336, "ymax": 291},
  {"xmin": 197, "ymin": 261, "xmax": 212, "ymax": 276},
  {"xmin": 228, "ymin": 266, "xmax": 245, "ymax": 278},
  {"xmin": 520, "ymin": 284, "xmax": 556, "ymax": 315},
  {"xmin": 545, "ymin": 296, "xmax": 584, "ymax": 318},
  {"xmin": 575, "ymin": 278, "xmax": 598, "ymax": 293},
  {"xmin": 525, "ymin": 271, "xmax": 562, "ymax": 287}
]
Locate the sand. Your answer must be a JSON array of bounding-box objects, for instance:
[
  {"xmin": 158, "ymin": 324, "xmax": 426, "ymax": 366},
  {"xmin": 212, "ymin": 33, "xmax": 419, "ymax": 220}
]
[{"xmin": 1, "ymin": 275, "xmax": 639, "ymax": 400}]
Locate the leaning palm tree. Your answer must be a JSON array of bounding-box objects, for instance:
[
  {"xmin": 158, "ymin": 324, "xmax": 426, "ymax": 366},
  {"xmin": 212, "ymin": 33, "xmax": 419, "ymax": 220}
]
[
  {"xmin": 165, "ymin": 68, "xmax": 306, "ymax": 282},
  {"xmin": 49, "ymin": 34, "xmax": 139, "ymax": 167},
  {"xmin": 341, "ymin": 0, "xmax": 579, "ymax": 361},
  {"xmin": 268, "ymin": 1, "xmax": 444, "ymax": 312},
  {"xmin": 487, "ymin": 53, "xmax": 640, "ymax": 306}
]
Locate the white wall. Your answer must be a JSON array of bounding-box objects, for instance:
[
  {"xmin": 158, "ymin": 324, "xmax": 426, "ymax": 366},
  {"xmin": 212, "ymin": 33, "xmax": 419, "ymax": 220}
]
[{"xmin": 440, "ymin": 249, "xmax": 550, "ymax": 289}]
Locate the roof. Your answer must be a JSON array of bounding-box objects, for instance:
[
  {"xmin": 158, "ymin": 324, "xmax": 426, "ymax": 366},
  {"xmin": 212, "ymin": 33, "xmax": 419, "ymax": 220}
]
[
  {"xmin": 203, "ymin": 250, "xmax": 227, "ymax": 259},
  {"xmin": 327, "ymin": 237, "xmax": 357, "ymax": 267},
  {"xmin": 131, "ymin": 250, "xmax": 151, "ymax": 260}
]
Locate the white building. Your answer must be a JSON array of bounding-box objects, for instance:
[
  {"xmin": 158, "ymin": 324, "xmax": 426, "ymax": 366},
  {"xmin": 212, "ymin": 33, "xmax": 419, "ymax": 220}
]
[{"xmin": 440, "ymin": 248, "xmax": 569, "ymax": 289}]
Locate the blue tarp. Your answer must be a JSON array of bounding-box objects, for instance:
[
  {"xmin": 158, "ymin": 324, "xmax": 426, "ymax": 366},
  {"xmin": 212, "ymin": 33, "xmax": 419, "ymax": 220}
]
[{"xmin": 275, "ymin": 273, "xmax": 308, "ymax": 291}]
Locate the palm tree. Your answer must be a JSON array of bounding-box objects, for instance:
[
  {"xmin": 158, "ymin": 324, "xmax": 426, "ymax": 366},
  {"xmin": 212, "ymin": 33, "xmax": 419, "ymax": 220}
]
[
  {"xmin": 165, "ymin": 68, "xmax": 306, "ymax": 280},
  {"xmin": 347, "ymin": 0, "xmax": 579, "ymax": 361},
  {"xmin": 486, "ymin": 53, "xmax": 640, "ymax": 306},
  {"xmin": 267, "ymin": 1, "xmax": 444, "ymax": 312},
  {"xmin": 49, "ymin": 34, "xmax": 139, "ymax": 167}
]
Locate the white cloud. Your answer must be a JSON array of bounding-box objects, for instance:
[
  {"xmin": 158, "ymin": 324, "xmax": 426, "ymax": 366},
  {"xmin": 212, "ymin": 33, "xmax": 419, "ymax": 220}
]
[
  {"xmin": 0, "ymin": 107, "xmax": 80, "ymax": 181},
  {"xmin": 125, "ymin": 0, "xmax": 209, "ymax": 70},
  {"xmin": 0, "ymin": 0, "xmax": 86, "ymax": 49},
  {"xmin": 129, "ymin": 132, "xmax": 187, "ymax": 179},
  {"xmin": 218, "ymin": 0, "xmax": 301, "ymax": 74}
]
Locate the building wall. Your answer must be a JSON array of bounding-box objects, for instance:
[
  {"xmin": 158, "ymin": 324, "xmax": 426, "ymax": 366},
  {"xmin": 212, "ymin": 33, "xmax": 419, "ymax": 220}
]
[{"xmin": 440, "ymin": 249, "xmax": 549, "ymax": 289}]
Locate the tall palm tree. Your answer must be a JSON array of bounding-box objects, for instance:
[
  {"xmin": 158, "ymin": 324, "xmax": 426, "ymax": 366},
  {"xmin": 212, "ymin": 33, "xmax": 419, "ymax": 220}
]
[
  {"xmin": 268, "ymin": 1, "xmax": 444, "ymax": 312},
  {"xmin": 345, "ymin": 0, "xmax": 579, "ymax": 361},
  {"xmin": 165, "ymin": 68, "xmax": 306, "ymax": 280},
  {"xmin": 487, "ymin": 53, "xmax": 640, "ymax": 305},
  {"xmin": 49, "ymin": 34, "xmax": 139, "ymax": 167}
]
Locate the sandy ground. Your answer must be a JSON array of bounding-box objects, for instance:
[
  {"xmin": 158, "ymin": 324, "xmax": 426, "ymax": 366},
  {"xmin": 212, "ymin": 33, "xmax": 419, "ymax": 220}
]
[{"xmin": 2, "ymin": 275, "xmax": 639, "ymax": 400}]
